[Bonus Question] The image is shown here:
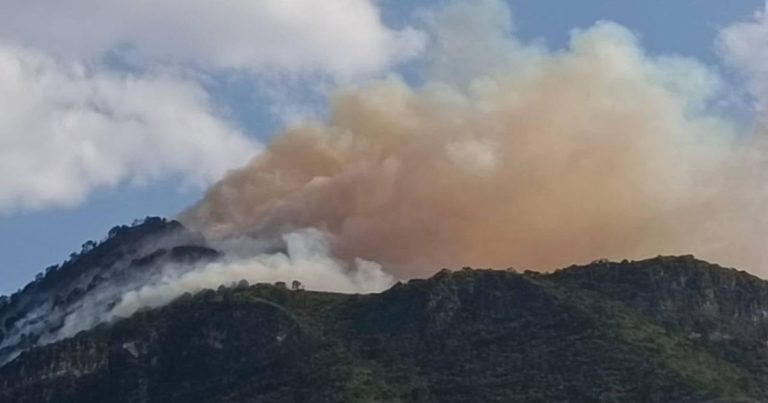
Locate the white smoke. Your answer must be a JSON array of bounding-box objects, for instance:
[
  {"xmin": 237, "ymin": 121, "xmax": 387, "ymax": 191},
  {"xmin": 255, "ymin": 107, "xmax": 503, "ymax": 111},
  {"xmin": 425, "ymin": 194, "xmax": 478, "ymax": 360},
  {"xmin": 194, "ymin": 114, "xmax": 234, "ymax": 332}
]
[
  {"xmin": 109, "ymin": 229, "xmax": 393, "ymax": 318},
  {"xmin": 0, "ymin": 228, "xmax": 392, "ymax": 366},
  {"xmin": 49, "ymin": 229, "xmax": 392, "ymax": 342}
]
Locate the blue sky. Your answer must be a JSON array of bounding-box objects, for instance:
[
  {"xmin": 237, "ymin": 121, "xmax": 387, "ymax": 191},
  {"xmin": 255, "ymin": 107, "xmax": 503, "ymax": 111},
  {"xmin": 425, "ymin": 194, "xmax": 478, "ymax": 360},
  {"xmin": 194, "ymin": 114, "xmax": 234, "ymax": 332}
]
[{"xmin": 0, "ymin": 0, "xmax": 764, "ymax": 294}]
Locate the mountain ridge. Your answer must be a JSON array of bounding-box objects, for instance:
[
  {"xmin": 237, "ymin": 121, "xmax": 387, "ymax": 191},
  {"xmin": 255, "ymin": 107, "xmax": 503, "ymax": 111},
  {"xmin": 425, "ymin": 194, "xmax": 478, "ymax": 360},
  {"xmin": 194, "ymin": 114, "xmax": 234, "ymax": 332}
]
[
  {"xmin": 2, "ymin": 266, "xmax": 768, "ymax": 400},
  {"xmin": 2, "ymin": 219, "xmax": 768, "ymax": 402}
]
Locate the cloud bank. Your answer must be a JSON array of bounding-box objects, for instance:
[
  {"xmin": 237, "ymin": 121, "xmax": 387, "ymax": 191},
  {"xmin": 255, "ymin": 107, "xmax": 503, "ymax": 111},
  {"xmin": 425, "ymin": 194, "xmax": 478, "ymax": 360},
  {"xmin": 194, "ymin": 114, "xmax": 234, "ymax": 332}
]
[
  {"xmin": 718, "ymin": 2, "xmax": 768, "ymax": 112},
  {"xmin": 0, "ymin": 0, "xmax": 424, "ymax": 213},
  {"xmin": 0, "ymin": 43, "xmax": 259, "ymax": 212},
  {"xmin": 0, "ymin": 0, "xmax": 424, "ymax": 79}
]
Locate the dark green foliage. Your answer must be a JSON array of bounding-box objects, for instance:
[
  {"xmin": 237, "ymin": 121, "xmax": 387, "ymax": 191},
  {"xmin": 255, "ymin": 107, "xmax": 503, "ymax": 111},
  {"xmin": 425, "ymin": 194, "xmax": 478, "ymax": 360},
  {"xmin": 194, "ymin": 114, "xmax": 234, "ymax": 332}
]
[{"xmin": 3, "ymin": 257, "xmax": 768, "ymax": 402}]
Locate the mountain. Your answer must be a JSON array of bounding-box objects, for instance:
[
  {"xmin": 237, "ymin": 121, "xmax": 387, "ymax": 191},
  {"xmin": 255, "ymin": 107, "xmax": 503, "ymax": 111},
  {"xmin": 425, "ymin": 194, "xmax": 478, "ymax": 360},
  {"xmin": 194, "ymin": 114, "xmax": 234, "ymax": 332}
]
[
  {"xmin": 3, "ymin": 221, "xmax": 768, "ymax": 402},
  {"xmin": 0, "ymin": 217, "xmax": 219, "ymax": 366}
]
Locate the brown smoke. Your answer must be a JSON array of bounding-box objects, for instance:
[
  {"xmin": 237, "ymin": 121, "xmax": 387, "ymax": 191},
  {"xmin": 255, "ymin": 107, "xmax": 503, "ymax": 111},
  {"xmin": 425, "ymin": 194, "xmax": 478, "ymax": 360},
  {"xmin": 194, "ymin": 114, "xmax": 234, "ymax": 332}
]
[{"xmin": 181, "ymin": 11, "xmax": 768, "ymax": 278}]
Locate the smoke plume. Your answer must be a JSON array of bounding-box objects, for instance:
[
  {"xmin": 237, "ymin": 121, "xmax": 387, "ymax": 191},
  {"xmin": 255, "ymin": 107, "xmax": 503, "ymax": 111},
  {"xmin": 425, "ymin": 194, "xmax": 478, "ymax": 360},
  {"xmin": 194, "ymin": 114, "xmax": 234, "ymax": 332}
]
[
  {"xmin": 0, "ymin": 228, "xmax": 393, "ymax": 366},
  {"xmin": 6, "ymin": 1, "xmax": 768, "ymax": 367},
  {"xmin": 56, "ymin": 229, "xmax": 392, "ymax": 340},
  {"xmin": 181, "ymin": 2, "xmax": 768, "ymax": 278}
]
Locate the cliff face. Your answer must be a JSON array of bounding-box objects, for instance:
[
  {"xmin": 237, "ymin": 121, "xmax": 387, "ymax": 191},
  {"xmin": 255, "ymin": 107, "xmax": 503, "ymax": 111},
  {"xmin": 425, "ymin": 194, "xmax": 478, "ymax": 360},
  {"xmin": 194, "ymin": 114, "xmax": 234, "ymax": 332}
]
[
  {"xmin": 2, "ymin": 256, "xmax": 768, "ymax": 402},
  {"xmin": 553, "ymin": 256, "xmax": 768, "ymax": 342}
]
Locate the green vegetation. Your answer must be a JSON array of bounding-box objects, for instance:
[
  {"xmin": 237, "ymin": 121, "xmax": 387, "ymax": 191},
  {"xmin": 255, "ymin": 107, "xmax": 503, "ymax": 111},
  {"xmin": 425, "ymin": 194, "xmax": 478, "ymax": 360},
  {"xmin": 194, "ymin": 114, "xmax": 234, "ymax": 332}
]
[{"xmin": 3, "ymin": 256, "xmax": 768, "ymax": 402}]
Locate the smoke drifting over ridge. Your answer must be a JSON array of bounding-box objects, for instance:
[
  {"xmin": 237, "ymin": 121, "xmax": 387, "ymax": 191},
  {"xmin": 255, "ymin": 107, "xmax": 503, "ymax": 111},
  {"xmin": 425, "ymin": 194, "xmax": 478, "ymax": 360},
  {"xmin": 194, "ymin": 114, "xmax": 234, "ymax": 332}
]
[
  {"xmin": 0, "ymin": 225, "xmax": 394, "ymax": 367},
  {"xmin": 182, "ymin": 2, "xmax": 768, "ymax": 278}
]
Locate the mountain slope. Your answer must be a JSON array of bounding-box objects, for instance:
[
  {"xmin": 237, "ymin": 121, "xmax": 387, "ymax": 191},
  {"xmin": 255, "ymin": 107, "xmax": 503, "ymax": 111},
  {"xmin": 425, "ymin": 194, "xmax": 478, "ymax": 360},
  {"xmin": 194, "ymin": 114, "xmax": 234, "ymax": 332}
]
[
  {"xmin": 2, "ymin": 255, "xmax": 768, "ymax": 402},
  {"xmin": 0, "ymin": 217, "xmax": 218, "ymax": 366}
]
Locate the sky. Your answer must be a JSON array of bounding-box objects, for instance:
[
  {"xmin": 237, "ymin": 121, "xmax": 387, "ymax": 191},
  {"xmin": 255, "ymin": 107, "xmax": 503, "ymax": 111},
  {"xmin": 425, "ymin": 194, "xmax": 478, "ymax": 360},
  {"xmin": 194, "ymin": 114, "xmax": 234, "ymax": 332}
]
[{"xmin": 0, "ymin": 0, "xmax": 765, "ymax": 295}]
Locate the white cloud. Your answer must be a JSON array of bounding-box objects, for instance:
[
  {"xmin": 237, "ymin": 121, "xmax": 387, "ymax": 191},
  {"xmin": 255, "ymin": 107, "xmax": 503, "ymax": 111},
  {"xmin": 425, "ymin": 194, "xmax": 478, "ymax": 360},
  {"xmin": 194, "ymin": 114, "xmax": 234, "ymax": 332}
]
[
  {"xmin": 717, "ymin": 3, "xmax": 768, "ymax": 110},
  {"xmin": 0, "ymin": 0, "xmax": 425, "ymax": 79},
  {"xmin": 0, "ymin": 0, "xmax": 425, "ymax": 212},
  {"xmin": 0, "ymin": 42, "xmax": 259, "ymax": 212}
]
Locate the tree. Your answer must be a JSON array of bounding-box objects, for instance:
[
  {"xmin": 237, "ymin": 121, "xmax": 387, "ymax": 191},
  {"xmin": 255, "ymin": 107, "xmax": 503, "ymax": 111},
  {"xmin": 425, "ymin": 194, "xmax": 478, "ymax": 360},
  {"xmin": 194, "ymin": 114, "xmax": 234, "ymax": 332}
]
[
  {"xmin": 108, "ymin": 225, "xmax": 126, "ymax": 239},
  {"xmin": 81, "ymin": 240, "xmax": 97, "ymax": 253},
  {"xmin": 291, "ymin": 280, "xmax": 304, "ymax": 291}
]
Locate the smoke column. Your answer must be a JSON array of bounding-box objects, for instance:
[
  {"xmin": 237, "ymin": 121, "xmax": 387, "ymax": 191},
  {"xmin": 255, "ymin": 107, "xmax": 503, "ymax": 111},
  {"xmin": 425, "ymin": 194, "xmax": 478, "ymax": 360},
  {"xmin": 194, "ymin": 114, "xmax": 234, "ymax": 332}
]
[{"xmin": 181, "ymin": 1, "xmax": 768, "ymax": 278}]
